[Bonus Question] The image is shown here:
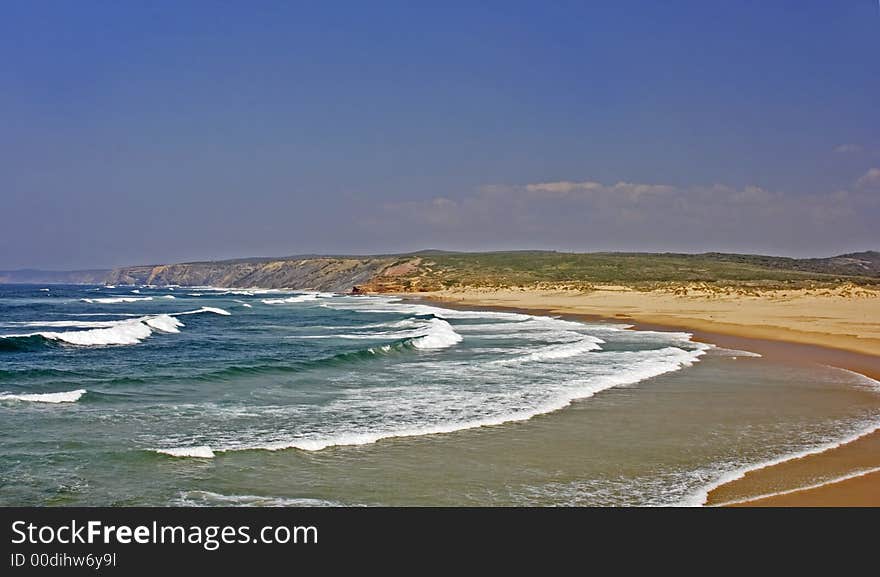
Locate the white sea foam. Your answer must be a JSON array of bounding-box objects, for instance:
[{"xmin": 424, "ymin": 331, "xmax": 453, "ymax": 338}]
[
  {"xmin": 290, "ymin": 319, "xmax": 425, "ymax": 340},
  {"xmin": 143, "ymin": 315, "xmax": 183, "ymax": 333},
  {"xmin": 325, "ymin": 299, "xmax": 530, "ymax": 321},
  {"xmin": 165, "ymin": 342, "xmax": 708, "ymax": 456},
  {"xmin": 181, "ymin": 286, "xmax": 236, "ymax": 292},
  {"xmin": 826, "ymin": 366, "xmax": 880, "ymax": 391},
  {"xmin": 411, "ymin": 318, "xmax": 463, "ymax": 349},
  {"xmin": 262, "ymin": 294, "xmax": 322, "ymax": 304},
  {"xmin": 185, "ymin": 287, "xmax": 295, "ymax": 296},
  {"xmin": 0, "ymin": 389, "xmax": 86, "ymax": 403},
  {"xmin": 679, "ymin": 367, "xmax": 880, "ymax": 506},
  {"xmin": 290, "ymin": 316, "xmax": 464, "ymax": 348},
  {"xmin": 712, "ymin": 347, "xmax": 762, "ymax": 358},
  {"xmin": 161, "ymin": 295, "xmax": 176, "ymax": 299},
  {"xmin": 304, "ymin": 320, "xmax": 420, "ymax": 331},
  {"xmin": 34, "ymin": 321, "xmax": 154, "ymax": 345},
  {"xmin": 708, "ymin": 466, "xmax": 880, "ymax": 507},
  {"xmin": 494, "ymin": 336, "xmax": 605, "ymax": 364},
  {"xmin": 153, "ymin": 446, "xmax": 215, "ymax": 458},
  {"xmin": 293, "ymin": 332, "xmax": 415, "ymax": 340},
  {"xmin": 681, "ymin": 418, "xmax": 880, "ymax": 507},
  {"xmin": 82, "ymin": 297, "xmax": 153, "ymax": 304},
  {"xmin": 0, "ymin": 307, "xmax": 228, "ymax": 347},
  {"xmin": 175, "ymin": 491, "xmax": 346, "ymax": 507},
  {"xmin": 174, "ymin": 306, "xmax": 231, "ymax": 316},
  {"xmin": 39, "ymin": 288, "xmax": 50, "ymax": 292}
]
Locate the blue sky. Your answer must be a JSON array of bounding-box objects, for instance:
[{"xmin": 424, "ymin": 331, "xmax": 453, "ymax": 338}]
[{"xmin": 1, "ymin": 1, "xmax": 878, "ymax": 269}]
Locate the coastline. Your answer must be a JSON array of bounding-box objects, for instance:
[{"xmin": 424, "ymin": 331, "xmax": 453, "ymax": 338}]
[{"xmin": 404, "ymin": 287, "xmax": 880, "ymax": 507}]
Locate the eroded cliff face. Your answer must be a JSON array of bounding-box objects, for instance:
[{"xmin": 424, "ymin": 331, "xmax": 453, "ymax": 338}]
[{"xmin": 103, "ymin": 257, "xmax": 405, "ymax": 292}]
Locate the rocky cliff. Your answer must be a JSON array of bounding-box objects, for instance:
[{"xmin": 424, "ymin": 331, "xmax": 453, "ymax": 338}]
[{"xmin": 103, "ymin": 257, "xmax": 404, "ymax": 292}]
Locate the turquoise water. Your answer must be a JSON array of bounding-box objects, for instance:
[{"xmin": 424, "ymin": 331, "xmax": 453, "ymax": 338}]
[{"xmin": 1, "ymin": 284, "xmax": 878, "ymax": 506}]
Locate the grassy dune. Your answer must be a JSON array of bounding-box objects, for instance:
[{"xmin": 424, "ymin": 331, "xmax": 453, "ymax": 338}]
[{"xmin": 366, "ymin": 251, "xmax": 880, "ymax": 292}]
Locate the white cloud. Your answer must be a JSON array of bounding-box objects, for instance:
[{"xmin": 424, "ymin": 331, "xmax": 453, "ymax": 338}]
[
  {"xmin": 525, "ymin": 181, "xmax": 603, "ymax": 194},
  {"xmin": 367, "ymin": 175, "xmax": 878, "ymax": 255},
  {"xmin": 522, "ymin": 180, "xmax": 675, "ymax": 200},
  {"xmin": 834, "ymin": 144, "xmax": 863, "ymax": 154},
  {"xmin": 856, "ymin": 168, "xmax": 880, "ymax": 189}
]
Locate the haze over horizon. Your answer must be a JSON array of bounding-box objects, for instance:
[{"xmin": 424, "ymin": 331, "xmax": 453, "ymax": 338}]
[{"xmin": 2, "ymin": 1, "xmax": 879, "ymax": 270}]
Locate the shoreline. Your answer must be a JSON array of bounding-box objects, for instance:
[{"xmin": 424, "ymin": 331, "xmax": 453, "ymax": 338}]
[{"xmin": 404, "ymin": 289, "xmax": 880, "ymax": 507}]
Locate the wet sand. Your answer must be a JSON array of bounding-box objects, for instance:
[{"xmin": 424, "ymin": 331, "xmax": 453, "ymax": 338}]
[
  {"xmin": 407, "ymin": 288, "xmax": 880, "ymax": 507},
  {"xmin": 725, "ymin": 470, "xmax": 880, "ymax": 506}
]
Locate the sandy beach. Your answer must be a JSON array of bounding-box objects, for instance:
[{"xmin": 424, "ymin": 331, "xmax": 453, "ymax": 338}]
[{"xmin": 411, "ymin": 285, "xmax": 880, "ymax": 506}]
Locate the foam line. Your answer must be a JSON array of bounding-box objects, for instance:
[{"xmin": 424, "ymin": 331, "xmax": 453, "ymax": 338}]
[
  {"xmin": 681, "ymin": 419, "xmax": 880, "ymax": 507},
  {"xmin": 708, "ymin": 466, "xmax": 880, "ymax": 507},
  {"xmin": 81, "ymin": 297, "xmax": 153, "ymax": 304}
]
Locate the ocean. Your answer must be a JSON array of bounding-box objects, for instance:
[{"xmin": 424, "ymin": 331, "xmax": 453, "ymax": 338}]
[{"xmin": 1, "ymin": 284, "xmax": 878, "ymax": 506}]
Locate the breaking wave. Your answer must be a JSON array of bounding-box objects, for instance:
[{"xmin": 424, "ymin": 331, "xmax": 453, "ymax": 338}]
[
  {"xmin": 0, "ymin": 308, "xmax": 229, "ymax": 349},
  {"xmin": 410, "ymin": 317, "xmax": 463, "ymax": 349},
  {"xmin": 162, "ymin": 342, "xmax": 708, "ymax": 455},
  {"xmin": 261, "ymin": 292, "xmax": 335, "ymax": 305},
  {"xmin": 0, "ymin": 389, "xmax": 86, "ymax": 403},
  {"xmin": 152, "ymin": 446, "xmax": 215, "ymax": 458},
  {"xmin": 81, "ymin": 297, "xmax": 154, "ymax": 304}
]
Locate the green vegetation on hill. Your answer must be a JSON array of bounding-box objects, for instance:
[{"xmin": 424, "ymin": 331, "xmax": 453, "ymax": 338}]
[{"xmin": 374, "ymin": 251, "xmax": 880, "ymax": 291}]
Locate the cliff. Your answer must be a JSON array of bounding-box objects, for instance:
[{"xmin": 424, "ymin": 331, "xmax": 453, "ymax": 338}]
[{"xmin": 103, "ymin": 257, "xmax": 403, "ymax": 292}]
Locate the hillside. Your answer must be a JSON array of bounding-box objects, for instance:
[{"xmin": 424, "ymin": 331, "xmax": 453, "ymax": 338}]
[
  {"xmin": 103, "ymin": 257, "xmax": 397, "ymax": 292},
  {"xmin": 354, "ymin": 251, "xmax": 880, "ymax": 292},
  {"xmin": 704, "ymin": 251, "xmax": 880, "ymax": 278},
  {"xmin": 99, "ymin": 250, "xmax": 880, "ymax": 292}
]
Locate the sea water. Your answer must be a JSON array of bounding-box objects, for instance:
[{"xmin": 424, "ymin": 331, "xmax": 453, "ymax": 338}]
[{"xmin": 1, "ymin": 284, "xmax": 878, "ymax": 506}]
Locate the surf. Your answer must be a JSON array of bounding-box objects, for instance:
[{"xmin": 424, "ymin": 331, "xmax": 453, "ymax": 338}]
[
  {"xmin": 0, "ymin": 389, "xmax": 86, "ymax": 403},
  {"xmin": 0, "ymin": 307, "xmax": 230, "ymax": 349}
]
